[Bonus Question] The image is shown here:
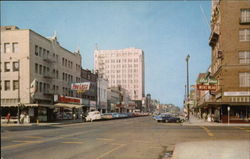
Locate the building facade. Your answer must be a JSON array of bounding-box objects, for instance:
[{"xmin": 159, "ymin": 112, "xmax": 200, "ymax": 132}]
[
  {"xmin": 80, "ymin": 69, "xmax": 97, "ymax": 114},
  {"xmin": 1, "ymin": 26, "xmax": 82, "ymax": 122},
  {"xmin": 94, "ymin": 48, "xmax": 145, "ymax": 101},
  {"xmin": 207, "ymin": 1, "xmax": 250, "ymax": 123}
]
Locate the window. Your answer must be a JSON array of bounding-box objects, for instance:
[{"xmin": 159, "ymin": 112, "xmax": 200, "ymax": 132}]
[
  {"xmin": 4, "ymin": 80, "xmax": 10, "ymax": 91},
  {"xmin": 39, "ymin": 82, "xmax": 43, "ymax": 92},
  {"xmin": 43, "ymin": 66, "xmax": 46, "ymax": 75},
  {"xmin": 241, "ymin": 9, "xmax": 250, "ymax": 23},
  {"xmin": 39, "ymin": 65, "xmax": 42, "ymax": 74},
  {"xmin": 39, "ymin": 47, "xmax": 42, "ymax": 56},
  {"xmin": 13, "ymin": 80, "xmax": 19, "ymax": 90},
  {"xmin": 56, "ymin": 70, "xmax": 59, "ymax": 79},
  {"xmin": 43, "ymin": 49, "xmax": 46, "ymax": 58},
  {"xmin": 4, "ymin": 62, "xmax": 10, "ymax": 72},
  {"xmin": 13, "ymin": 62, "xmax": 19, "ymax": 71},
  {"xmin": 35, "ymin": 63, "xmax": 38, "ymax": 73},
  {"xmin": 12, "ymin": 42, "xmax": 18, "ymax": 53},
  {"xmin": 4, "ymin": 43, "xmax": 10, "ymax": 53},
  {"xmin": 35, "ymin": 45, "xmax": 38, "ymax": 56},
  {"xmin": 239, "ymin": 29, "xmax": 250, "ymax": 41},
  {"xmin": 62, "ymin": 58, "xmax": 64, "ymax": 66},
  {"xmin": 239, "ymin": 72, "xmax": 250, "ymax": 87},
  {"xmin": 239, "ymin": 51, "xmax": 250, "ymax": 64}
]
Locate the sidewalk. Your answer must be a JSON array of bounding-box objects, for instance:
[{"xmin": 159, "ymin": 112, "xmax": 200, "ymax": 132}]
[
  {"xmin": 182, "ymin": 116, "xmax": 250, "ymax": 127},
  {"xmin": 171, "ymin": 140, "xmax": 250, "ymax": 159}
]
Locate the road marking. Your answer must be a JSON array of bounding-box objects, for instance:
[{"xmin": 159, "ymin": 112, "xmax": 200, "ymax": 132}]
[
  {"xmin": 25, "ymin": 136, "xmax": 44, "ymax": 139},
  {"xmin": 1, "ymin": 142, "xmax": 31, "ymax": 150},
  {"xmin": 62, "ymin": 141, "xmax": 83, "ymax": 144},
  {"xmin": 1, "ymin": 129, "xmax": 96, "ymax": 150},
  {"xmin": 96, "ymin": 138, "xmax": 114, "ymax": 141},
  {"xmin": 134, "ymin": 140, "xmax": 153, "ymax": 144},
  {"xmin": 95, "ymin": 144, "xmax": 126, "ymax": 159},
  {"xmin": 235, "ymin": 127, "xmax": 250, "ymax": 133},
  {"xmin": 200, "ymin": 126, "xmax": 214, "ymax": 137},
  {"xmin": 12, "ymin": 140, "xmax": 44, "ymax": 143}
]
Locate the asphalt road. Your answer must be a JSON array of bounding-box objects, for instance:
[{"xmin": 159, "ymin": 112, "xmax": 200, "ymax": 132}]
[{"xmin": 1, "ymin": 117, "xmax": 250, "ymax": 159}]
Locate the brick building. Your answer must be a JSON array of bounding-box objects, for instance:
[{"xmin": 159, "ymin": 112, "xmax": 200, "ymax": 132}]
[{"xmin": 203, "ymin": 0, "xmax": 250, "ymax": 123}]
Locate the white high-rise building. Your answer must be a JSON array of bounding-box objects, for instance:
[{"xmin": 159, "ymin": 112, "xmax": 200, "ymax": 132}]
[{"xmin": 94, "ymin": 48, "xmax": 145, "ymax": 101}]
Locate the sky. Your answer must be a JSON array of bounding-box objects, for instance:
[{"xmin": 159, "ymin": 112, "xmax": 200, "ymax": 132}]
[{"xmin": 1, "ymin": 1, "xmax": 212, "ymax": 108}]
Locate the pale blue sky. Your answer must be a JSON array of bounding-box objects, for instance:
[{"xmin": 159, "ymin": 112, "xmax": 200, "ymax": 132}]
[{"xmin": 1, "ymin": 1, "xmax": 211, "ymax": 107}]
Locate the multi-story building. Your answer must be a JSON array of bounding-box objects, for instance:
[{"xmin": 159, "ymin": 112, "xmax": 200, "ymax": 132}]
[
  {"xmin": 80, "ymin": 69, "xmax": 97, "ymax": 113},
  {"xmin": 94, "ymin": 48, "xmax": 145, "ymax": 102},
  {"xmin": 1, "ymin": 26, "xmax": 82, "ymax": 122},
  {"xmin": 207, "ymin": 1, "xmax": 250, "ymax": 123},
  {"xmin": 97, "ymin": 77, "xmax": 108, "ymax": 113}
]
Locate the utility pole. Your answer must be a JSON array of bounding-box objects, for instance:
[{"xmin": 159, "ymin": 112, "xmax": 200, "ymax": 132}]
[{"xmin": 186, "ymin": 54, "xmax": 190, "ymax": 121}]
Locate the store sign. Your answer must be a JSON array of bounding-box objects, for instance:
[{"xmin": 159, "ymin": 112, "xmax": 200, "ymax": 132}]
[
  {"xmin": 90, "ymin": 101, "xmax": 96, "ymax": 107},
  {"xmin": 197, "ymin": 84, "xmax": 217, "ymax": 91},
  {"xmin": 224, "ymin": 92, "xmax": 250, "ymax": 96},
  {"xmin": 71, "ymin": 82, "xmax": 90, "ymax": 91},
  {"xmin": 54, "ymin": 95, "xmax": 82, "ymax": 104},
  {"xmin": 198, "ymin": 77, "xmax": 218, "ymax": 84}
]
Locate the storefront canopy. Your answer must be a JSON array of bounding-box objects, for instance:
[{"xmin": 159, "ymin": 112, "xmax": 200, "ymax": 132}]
[
  {"xmin": 1, "ymin": 103, "xmax": 54, "ymax": 108},
  {"xmin": 54, "ymin": 103, "xmax": 83, "ymax": 109}
]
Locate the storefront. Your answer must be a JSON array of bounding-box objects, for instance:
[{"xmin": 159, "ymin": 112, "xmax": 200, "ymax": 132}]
[
  {"xmin": 199, "ymin": 102, "xmax": 250, "ymax": 123},
  {"xmin": 53, "ymin": 95, "xmax": 84, "ymax": 120}
]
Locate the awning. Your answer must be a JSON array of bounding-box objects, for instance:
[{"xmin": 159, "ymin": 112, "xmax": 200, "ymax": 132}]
[
  {"xmin": 0, "ymin": 103, "xmax": 54, "ymax": 108},
  {"xmin": 54, "ymin": 103, "xmax": 83, "ymax": 109},
  {"xmin": 197, "ymin": 102, "xmax": 250, "ymax": 108}
]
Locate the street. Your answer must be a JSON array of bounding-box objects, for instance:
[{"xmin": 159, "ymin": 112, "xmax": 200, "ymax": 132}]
[{"xmin": 1, "ymin": 117, "xmax": 250, "ymax": 159}]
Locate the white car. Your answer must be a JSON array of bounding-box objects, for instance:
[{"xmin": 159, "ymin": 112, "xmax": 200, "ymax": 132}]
[{"xmin": 85, "ymin": 111, "xmax": 101, "ymax": 122}]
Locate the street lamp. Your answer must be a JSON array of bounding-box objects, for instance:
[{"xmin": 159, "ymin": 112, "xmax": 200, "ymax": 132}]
[
  {"xmin": 186, "ymin": 54, "xmax": 190, "ymax": 120},
  {"xmin": 227, "ymin": 106, "xmax": 230, "ymax": 126}
]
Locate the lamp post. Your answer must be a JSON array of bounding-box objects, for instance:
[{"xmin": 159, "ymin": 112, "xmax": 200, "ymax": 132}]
[{"xmin": 186, "ymin": 54, "xmax": 190, "ymax": 121}]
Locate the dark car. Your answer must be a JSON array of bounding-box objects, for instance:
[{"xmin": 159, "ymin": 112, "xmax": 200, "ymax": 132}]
[{"xmin": 154, "ymin": 114, "xmax": 181, "ymax": 123}]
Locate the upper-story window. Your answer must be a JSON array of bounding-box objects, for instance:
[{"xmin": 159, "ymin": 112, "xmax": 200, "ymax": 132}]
[
  {"xmin": 239, "ymin": 51, "xmax": 250, "ymax": 64},
  {"xmin": 13, "ymin": 62, "xmax": 19, "ymax": 72},
  {"xmin": 4, "ymin": 62, "xmax": 10, "ymax": 72},
  {"xmin": 241, "ymin": 9, "xmax": 250, "ymax": 23},
  {"xmin": 239, "ymin": 72, "xmax": 250, "ymax": 87},
  {"xmin": 239, "ymin": 29, "xmax": 250, "ymax": 41},
  {"xmin": 35, "ymin": 45, "xmax": 38, "ymax": 56},
  {"xmin": 4, "ymin": 43, "xmax": 10, "ymax": 53},
  {"xmin": 4, "ymin": 80, "xmax": 10, "ymax": 91},
  {"xmin": 13, "ymin": 80, "xmax": 19, "ymax": 90},
  {"xmin": 39, "ymin": 47, "xmax": 42, "ymax": 56},
  {"xmin": 12, "ymin": 42, "xmax": 18, "ymax": 53}
]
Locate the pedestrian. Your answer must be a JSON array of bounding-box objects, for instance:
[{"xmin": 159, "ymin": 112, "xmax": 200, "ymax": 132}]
[
  {"xmin": 20, "ymin": 112, "xmax": 25, "ymax": 124},
  {"xmin": 6, "ymin": 113, "xmax": 11, "ymax": 124}
]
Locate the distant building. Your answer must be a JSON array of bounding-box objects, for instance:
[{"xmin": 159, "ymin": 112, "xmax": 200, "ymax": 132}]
[
  {"xmin": 94, "ymin": 48, "xmax": 145, "ymax": 101},
  {"xmin": 1, "ymin": 26, "xmax": 82, "ymax": 122},
  {"xmin": 206, "ymin": 1, "xmax": 250, "ymax": 123}
]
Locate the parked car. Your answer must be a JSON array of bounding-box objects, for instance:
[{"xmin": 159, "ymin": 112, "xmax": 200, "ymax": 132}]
[
  {"xmin": 101, "ymin": 113, "xmax": 113, "ymax": 120},
  {"xmin": 86, "ymin": 111, "xmax": 101, "ymax": 122}
]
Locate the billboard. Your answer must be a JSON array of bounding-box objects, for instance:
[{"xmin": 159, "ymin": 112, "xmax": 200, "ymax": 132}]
[{"xmin": 71, "ymin": 82, "xmax": 90, "ymax": 91}]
